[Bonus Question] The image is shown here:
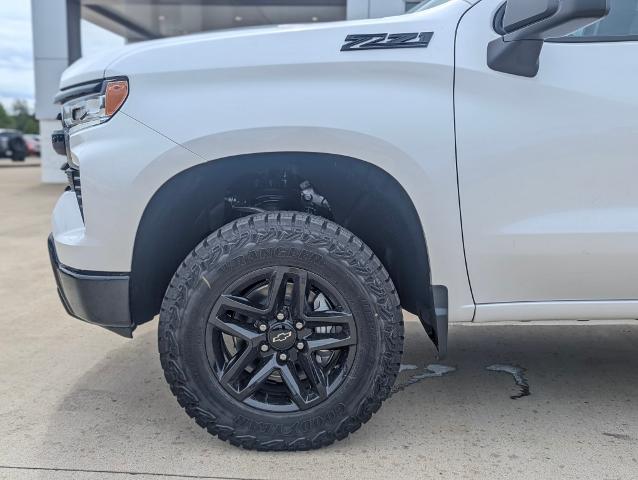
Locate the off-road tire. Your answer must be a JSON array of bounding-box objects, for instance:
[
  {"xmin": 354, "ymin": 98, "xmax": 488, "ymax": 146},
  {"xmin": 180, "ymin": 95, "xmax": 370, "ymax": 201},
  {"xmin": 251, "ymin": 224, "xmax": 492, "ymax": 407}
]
[{"xmin": 158, "ymin": 211, "xmax": 403, "ymax": 450}]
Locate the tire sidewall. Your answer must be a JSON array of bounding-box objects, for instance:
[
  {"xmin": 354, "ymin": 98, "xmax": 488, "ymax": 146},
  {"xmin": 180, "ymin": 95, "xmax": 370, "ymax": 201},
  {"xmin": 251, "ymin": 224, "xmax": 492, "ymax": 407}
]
[{"xmin": 175, "ymin": 235, "xmax": 386, "ymax": 437}]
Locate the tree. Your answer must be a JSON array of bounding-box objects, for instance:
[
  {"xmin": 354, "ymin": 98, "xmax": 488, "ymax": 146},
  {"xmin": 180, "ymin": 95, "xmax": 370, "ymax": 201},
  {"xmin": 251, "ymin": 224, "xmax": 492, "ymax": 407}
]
[
  {"xmin": 0, "ymin": 103, "xmax": 14, "ymax": 129},
  {"xmin": 11, "ymin": 100, "xmax": 39, "ymax": 134}
]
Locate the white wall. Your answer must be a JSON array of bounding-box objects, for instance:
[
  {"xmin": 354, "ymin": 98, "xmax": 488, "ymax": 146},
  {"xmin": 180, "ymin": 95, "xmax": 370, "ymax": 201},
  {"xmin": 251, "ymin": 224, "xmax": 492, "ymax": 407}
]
[
  {"xmin": 347, "ymin": 0, "xmax": 406, "ymax": 19},
  {"xmin": 369, "ymin": 0, "xmax": 407, "ymax": 18},
  {"xmin": 31, "ymin": 0, "xmax": 70, "ymax": 183}
]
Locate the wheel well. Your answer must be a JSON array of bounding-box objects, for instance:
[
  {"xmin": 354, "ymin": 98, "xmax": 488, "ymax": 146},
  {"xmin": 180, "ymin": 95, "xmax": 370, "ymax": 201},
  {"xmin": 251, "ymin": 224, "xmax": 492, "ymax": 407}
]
[{"xmin": 130, "ymin": 152, "xmax": 433, "ymax": 327}]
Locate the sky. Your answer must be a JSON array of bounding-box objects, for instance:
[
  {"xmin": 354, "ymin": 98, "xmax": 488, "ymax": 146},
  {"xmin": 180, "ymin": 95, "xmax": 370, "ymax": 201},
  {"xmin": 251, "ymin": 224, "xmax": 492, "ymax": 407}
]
[{"xmin": 0, "ymin": 0, "xmax": 125, "ymax": 112}]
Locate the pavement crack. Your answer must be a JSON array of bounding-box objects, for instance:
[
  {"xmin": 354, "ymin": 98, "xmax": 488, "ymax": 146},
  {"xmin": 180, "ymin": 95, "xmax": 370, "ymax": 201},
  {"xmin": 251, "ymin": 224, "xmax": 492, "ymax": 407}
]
[
  {"xmin": 399, "ymin": 363, "xmax": 418, "ymax": 372},
  {"xmin": 486, "ymin": 364, "xmax": 530, "ymax": 399},
  {"xmin": 391, "ymin": 364, "xmax": 457, "ymax": 396},
  {"xmin": 602, "ymin": 432, "xmax": 636, "ymax": 442},
  {"xmin": 0, "ymin": 465, "xmax": 264, "ymax": 480}
]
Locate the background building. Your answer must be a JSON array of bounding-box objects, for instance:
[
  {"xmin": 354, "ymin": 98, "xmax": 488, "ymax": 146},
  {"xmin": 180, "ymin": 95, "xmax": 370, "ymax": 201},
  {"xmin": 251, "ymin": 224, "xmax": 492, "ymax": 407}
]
[{"xmin": 31, "ymin": 0, "xmax": 415, "ymax": 182}]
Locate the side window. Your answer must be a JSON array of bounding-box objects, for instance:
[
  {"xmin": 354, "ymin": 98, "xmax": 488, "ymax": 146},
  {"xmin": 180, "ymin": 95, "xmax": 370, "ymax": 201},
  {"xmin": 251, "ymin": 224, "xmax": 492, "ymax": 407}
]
[{"xmin": 567, "ymin": 0, "xmax": 638, "ymax": 39}]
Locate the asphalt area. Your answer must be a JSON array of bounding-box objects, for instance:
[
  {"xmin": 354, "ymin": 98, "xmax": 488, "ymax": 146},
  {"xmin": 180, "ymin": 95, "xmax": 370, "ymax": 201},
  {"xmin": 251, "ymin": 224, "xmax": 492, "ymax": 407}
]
[{"xmin": 1, "ymin": 163, "xmax": 637, "ymax": 479}]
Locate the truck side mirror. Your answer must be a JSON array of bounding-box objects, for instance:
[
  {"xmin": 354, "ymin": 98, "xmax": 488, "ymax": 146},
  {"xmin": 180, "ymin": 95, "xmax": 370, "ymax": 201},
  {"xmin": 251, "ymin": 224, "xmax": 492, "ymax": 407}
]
[{"xmin": 488, "ymin": 0, "xmax": 609, "ymax": 77}]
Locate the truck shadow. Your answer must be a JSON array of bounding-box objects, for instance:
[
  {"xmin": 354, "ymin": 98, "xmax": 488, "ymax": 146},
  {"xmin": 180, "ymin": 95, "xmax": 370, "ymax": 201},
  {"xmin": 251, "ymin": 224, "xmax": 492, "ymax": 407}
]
[{"xmin": 36, "ymin": 319, "xmax": 638, "ymax": 476}]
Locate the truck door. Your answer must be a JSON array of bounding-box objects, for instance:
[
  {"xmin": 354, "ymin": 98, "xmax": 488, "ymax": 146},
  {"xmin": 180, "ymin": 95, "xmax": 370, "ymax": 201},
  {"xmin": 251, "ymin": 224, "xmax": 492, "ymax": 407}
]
[{"xmin": 454, "ymin": 0, "xmax": 638, "ymax": 306}]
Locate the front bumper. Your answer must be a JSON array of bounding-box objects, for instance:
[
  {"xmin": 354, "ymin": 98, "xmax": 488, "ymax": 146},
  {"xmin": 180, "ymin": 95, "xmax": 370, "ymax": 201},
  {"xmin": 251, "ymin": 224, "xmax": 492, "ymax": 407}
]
[{"xmin": 48, "ymin": 235, "xmax": 135, "ymax": 338}]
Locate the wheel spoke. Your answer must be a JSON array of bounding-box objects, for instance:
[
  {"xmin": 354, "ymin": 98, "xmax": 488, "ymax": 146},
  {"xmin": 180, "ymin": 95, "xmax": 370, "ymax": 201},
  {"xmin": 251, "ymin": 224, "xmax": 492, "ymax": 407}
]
[
  {"xmin": 290, "ymin": 270, "xmax": 309, "ymax": 319},
  {"xmin": 216, "ymin": 294, "xmax": 268, "ymax": 318},
  {"xmin": 208, "ymin": 315, "xmax": 263, "ymax": 343},
  {"xmin": 279, "ymin": 363, "xmax": 311, "ymax": 409},
  {"xmin": 306, "ymin": 333, "xmax": 357, "ymax": 352},
  {"xmin": 235, "ymin": 357, "xmax": 277, "ymax": 400},
  {"xmin": 297, "ymin": 352, "xmax": 328, "ymax": 400},
  {"xmin": 266, "ymin": 268, "xmax": 288, "ymax": 312},
  {"xmin": 303, "ymin": 310, "xmax": 354, "ymax": 328},
  {"xmin": 220, "ymin": 345, "xmax": 258, "ymax": 385}
]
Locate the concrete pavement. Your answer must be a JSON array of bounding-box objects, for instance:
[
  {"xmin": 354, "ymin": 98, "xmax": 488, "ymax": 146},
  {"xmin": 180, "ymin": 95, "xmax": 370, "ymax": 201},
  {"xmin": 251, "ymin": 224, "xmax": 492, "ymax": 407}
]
[{"xmin": 1, "ymin": 165, "xmax": 637, "ymax": 479}]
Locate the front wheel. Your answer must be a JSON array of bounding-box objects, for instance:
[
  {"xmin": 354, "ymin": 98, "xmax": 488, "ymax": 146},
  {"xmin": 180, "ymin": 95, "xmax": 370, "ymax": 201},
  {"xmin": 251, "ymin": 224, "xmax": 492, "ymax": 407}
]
[{"xmin": 159, "ymin": 212, "xmax": 403, "ymax": 450}]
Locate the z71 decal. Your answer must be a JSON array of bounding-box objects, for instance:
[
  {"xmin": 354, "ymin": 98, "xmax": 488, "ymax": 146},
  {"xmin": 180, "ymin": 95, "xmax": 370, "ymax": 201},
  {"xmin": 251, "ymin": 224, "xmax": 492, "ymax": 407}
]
[{"xmin": 340, "ymin": 32, "xmax": 433, "ymax": 52}]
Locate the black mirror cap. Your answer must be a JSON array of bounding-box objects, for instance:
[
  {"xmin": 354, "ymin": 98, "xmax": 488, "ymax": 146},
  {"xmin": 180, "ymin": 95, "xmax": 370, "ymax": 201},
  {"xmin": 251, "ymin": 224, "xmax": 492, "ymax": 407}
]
[
  {"xmin": 503, "ymin": 0, "xmax": 560, "ymax": 33},
  {"xmin": 488, "ymin": 0, "xmax": 609, "ymax": 78},
  {"xmin": 505, "ymin": 0, "xmax": 610, "ymax": 41}
]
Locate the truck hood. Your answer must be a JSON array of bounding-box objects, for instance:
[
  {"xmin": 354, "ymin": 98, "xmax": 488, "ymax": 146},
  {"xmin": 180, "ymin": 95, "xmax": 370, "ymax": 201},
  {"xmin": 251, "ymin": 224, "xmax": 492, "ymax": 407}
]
[
  {"xmin": 60, "ymin": 0, "xmax": 471, "ymax": 89},
  {"xmin": 61, "ymin": 22, "xmax": 352, "ymax": 88},
  {"xmin": 61, "ymin": 46, "xmax": 127, "ymax": 89},
  {"xmin": 61, "ymin": 24, "xmax": 307, "ymax": 88}
]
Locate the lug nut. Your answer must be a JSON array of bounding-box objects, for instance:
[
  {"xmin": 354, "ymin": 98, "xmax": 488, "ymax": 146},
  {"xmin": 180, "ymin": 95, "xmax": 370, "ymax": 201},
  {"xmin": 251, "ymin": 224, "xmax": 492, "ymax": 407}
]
[
  {"xmin": 279, "ymin": 353, "xmax": 288, "ymax": 362},
  {"xmin": 295, "ymin": 321, "xmax": 304, "ymax": 330},
  {"xmin": 276, "ymin": 312, "xmax": 285, "ymax": 321},
  {"xmin": 260, "ymin": 344, "xmax": 269, "ymax": 352},
  {"xmin": 258, "ymin": 323, "xmax": 267, "ymax": 332},
  {"xmin": 296, "ymin": 342, "xmax": 304, "ymax": 350}
]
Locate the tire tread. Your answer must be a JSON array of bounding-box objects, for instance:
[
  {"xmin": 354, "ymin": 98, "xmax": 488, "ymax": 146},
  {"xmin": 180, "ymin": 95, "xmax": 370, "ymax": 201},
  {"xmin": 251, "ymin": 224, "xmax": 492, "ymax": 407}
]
[{"xmin": 158, "ymin": 212, "xmax": 403, "ymax": 451}]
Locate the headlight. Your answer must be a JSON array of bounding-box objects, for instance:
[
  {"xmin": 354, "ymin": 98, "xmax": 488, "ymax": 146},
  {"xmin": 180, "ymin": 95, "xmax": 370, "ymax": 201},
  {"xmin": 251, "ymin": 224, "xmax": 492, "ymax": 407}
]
[{"xmin": 62, "ymin": 79, "xmax": 129, "ymax": 133}]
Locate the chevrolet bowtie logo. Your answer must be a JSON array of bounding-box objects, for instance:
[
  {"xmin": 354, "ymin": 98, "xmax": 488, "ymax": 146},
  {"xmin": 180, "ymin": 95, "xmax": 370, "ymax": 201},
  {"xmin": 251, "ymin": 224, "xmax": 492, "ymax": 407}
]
[{"xmin": 272, "ymin": 331, "xmax": 293, "ymax": 343}]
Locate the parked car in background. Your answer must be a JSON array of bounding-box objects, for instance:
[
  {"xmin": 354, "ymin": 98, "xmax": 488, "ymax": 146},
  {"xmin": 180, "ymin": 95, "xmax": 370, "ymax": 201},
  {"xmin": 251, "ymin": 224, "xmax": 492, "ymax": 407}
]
[
  {"xmin": 23, "ymin": 134, "xmax": 41, "ymax": 157},
  {"xmin": 0, "ymin": 129, "xmax": 27, "ymax": 161}
]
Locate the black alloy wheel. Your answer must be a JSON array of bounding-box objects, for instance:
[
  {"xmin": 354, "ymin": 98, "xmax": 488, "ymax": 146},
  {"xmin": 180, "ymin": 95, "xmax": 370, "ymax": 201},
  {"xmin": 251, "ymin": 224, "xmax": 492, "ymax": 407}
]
[
  {"xmin": 159, "ymin": 212, "xmax": 403, "ymax": 450},
  {"xmin": 207, "ymin": 266, "xmax": 357, "ymax": 412}
]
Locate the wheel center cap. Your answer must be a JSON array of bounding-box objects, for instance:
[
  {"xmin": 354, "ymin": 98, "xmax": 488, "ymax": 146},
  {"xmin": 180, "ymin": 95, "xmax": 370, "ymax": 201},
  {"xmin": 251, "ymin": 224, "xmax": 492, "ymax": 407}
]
[{"xmin": 267, "ymin": 323, "xmax": 297, "ymax": 351}]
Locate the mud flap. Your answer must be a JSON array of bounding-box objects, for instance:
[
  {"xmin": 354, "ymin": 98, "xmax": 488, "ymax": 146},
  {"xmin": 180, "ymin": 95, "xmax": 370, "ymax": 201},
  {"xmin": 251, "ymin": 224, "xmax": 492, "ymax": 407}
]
[{"xmin": 417, "ymin": 285, "xmax": 448, "ymax": 359}]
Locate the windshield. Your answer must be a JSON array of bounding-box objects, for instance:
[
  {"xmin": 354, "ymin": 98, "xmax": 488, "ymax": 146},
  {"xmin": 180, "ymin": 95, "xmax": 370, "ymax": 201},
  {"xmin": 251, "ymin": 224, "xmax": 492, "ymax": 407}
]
[{"xmin": 408, "ymin": 0, "xmax": 454, "ymax": 13}]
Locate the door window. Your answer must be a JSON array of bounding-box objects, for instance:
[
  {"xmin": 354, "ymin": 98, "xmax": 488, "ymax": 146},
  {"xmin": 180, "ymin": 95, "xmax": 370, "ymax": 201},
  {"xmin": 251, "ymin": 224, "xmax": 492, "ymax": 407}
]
[{"xmin": 565, "ymin": 0, "xmax": 638, "ymax": 40}]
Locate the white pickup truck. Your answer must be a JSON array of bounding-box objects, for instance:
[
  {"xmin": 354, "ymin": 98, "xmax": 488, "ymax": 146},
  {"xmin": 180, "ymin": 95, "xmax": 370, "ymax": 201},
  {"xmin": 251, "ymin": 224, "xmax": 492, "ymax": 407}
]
[{"xmin": 48, "ymin": 0, "xmax": 637, "ymax": 450}]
